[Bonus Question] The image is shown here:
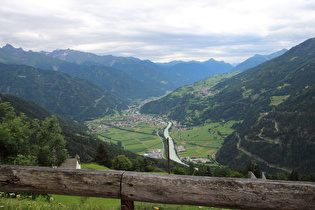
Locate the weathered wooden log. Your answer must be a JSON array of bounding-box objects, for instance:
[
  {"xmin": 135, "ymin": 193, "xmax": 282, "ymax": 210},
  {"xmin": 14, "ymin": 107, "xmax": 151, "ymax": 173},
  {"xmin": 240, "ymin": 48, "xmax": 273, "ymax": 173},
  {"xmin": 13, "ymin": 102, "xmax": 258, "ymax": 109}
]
[
  {"xmin": 121, "ymin": 171, "xmax": 315, "ymax": 209},
  {"xmin": 1, "ymin": 165, "xmax": 315, "ymax": 209},
  {"xmin": 0, "ymin": 165, "xmax": 123, "ymax": 198}
]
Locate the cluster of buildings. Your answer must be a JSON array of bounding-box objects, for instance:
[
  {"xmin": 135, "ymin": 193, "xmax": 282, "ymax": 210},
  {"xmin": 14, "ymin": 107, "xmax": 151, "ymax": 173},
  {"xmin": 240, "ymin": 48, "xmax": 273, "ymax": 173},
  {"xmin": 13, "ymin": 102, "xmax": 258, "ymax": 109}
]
[
  {"xmin": 140, "ymin": 149, "xmax": 163, "ymax": 159},
  {"xmin": 86, "ymin": 107, "xmax": 168, "ymax": 133},
  {"xmin": 110, "ymin": 113, "xmax": 167, "ymax": 128},
  {"xmin": 180, "ymin": 156, "xmax": 212, "ymax": 164}
]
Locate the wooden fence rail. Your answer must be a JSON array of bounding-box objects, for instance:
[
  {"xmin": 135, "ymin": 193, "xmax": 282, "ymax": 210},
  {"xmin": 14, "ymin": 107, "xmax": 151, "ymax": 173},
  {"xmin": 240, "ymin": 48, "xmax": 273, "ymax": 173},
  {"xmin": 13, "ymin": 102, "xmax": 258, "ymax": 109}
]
[{"xmin": 0, "ymin": 165, "xmax": 314, "ymax": 209}]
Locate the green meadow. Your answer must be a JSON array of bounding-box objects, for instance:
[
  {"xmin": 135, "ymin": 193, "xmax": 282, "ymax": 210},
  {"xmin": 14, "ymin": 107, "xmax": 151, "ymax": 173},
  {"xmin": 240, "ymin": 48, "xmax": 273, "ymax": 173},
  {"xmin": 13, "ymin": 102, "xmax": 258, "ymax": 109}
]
[
  {"xmin": 89, "ymin": 118, "xmax": 164, "ymax": 154},
  {"xmin": 170, "ymin": 121, "xmax": 238, "ymax": 164}
]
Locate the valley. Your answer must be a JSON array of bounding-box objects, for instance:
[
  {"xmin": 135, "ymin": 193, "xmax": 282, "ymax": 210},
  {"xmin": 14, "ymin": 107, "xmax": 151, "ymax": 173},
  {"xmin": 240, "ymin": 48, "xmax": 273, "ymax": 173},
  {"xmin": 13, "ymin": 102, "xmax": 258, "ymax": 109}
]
[
  {"xmin": 86, "ymin": 103, "xmax": 238, "ymax": 167},
  {"xmin": 0, "ymin": 37, "xmax": 314, "ymax": 176},
  {"xmin": 1, "ymin": 2, "xmax": 315, "ymax": 208}
]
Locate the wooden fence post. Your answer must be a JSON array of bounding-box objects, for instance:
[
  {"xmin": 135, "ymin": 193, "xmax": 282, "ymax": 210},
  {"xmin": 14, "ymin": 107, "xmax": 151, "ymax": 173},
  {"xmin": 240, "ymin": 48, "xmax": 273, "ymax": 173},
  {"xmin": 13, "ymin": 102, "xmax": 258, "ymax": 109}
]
[
  {"xmin": 167, "ymin": 137, "xmax": 170, "ymax": 174},
  {"xmin": 121, "ymin": 199, "xmax": 134, "ymax": 210}
]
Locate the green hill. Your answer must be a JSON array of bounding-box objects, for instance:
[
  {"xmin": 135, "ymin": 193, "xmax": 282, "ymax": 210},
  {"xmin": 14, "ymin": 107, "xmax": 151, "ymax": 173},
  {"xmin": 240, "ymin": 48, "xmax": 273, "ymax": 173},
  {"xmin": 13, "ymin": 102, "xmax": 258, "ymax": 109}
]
[
  {"xmin": 0, "ymin": 63, "xmax": 126, "ymax": 121},
  {"xmin": 140, "ymin": 73, "xmax": 236, "ymax": 125},
  {"xmin": 140, "ymin": 37, "xmax": 315, "ymax": 174}
]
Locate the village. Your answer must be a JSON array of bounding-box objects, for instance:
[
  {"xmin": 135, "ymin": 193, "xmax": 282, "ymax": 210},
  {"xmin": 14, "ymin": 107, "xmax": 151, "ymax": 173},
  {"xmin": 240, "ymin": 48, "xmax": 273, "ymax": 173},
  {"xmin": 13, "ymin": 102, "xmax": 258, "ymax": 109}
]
[
  {"xmin": 86, "ymin": 105, "xmax": 168, "ymax": 133},
  {"xmin": 86, "ymin": 105, "xmax": 213, "ymax": 164}
]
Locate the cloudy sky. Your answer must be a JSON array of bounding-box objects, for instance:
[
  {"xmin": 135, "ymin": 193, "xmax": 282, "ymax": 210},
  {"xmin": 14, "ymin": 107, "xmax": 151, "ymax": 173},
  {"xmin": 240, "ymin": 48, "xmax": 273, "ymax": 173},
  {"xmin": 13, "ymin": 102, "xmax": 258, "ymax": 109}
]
[{"xmin": 1, "ymin": 0, "xmax": 315, "ymax": 63}]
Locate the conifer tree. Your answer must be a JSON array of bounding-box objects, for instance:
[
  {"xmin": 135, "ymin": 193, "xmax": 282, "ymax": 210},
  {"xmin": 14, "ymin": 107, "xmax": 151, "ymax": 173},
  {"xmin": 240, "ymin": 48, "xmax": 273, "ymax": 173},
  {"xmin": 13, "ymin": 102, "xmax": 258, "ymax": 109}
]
[{"xmin": 94, "ymin": 143, "xmax": 112, "ymax": 168}]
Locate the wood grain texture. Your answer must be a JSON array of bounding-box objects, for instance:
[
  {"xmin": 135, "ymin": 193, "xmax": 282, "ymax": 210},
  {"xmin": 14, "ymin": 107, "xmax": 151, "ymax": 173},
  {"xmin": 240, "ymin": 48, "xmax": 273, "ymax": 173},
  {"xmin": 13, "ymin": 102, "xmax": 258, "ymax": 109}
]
[
  {"xmin": 1, "ymin": 165, "xmax": 315, "ymax": 209},
  {"xmin": 121, "ymin": 172, "xmax": 315, "ymax": 209},
  {"xmin": 0, "ymin": 165, "xmax": 123, "ymax": 198}
]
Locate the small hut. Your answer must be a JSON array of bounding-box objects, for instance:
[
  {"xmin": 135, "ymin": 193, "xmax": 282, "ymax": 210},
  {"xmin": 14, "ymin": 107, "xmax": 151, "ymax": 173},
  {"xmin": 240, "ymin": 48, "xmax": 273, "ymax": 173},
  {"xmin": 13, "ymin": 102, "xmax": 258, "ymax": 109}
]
[{"xmin": 59, "ymin": 154, "xmax": 81, "ymax": 169}]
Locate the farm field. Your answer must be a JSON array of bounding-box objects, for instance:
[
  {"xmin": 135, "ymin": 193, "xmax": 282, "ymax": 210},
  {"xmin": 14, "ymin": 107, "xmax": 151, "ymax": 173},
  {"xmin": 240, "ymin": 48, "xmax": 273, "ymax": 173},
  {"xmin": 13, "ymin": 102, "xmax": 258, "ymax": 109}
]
[
  {"xmin": 100, "ymin": 126, "xmax": 162, "ymax": 154},
  {"xmin": 87, "ymin": 110, "xmax": 239, "ymax": 166},
  {"xmin": 170, "ymin": 121, "xmax": 239, "ymax": 165},
  {"xmin": 88, "ymin": 115, "xmax": 165, "ymax": 155}
]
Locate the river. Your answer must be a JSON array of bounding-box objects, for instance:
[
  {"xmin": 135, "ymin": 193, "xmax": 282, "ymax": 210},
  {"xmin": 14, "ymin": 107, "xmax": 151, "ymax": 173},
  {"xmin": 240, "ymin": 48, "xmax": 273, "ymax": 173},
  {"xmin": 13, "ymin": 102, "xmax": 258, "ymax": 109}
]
[{"xmin": 164, "ymin": 122, "xmax": 188, "ymax": 166}]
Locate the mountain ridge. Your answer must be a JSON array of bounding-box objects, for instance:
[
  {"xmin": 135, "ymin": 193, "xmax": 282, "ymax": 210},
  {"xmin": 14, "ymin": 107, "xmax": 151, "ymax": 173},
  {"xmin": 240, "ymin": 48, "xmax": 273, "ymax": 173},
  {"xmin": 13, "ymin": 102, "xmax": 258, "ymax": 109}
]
[
  {"xmin": 0, "ymin": 62, "xmax": 125, "ymax": 120},
  {"xmin": 0, "ymin": 45, "xmax": 165, "ymax": 102},
  {"xmin": 157, "ymin": 58, "xmax": 233, "ymax": 85},
  {"xmin": 230, "ymin": 49, "xmax": 288, "ymax": 72},
  {"xmin": 42, "ymin": 48, "xmax": 187, "ymax": 91}
]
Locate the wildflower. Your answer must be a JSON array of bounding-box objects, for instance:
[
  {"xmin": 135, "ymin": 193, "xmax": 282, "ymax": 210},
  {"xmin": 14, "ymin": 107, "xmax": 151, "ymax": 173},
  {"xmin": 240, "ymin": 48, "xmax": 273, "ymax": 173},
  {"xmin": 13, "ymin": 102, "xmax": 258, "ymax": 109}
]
[
  {"xmin": 28, "ymin": 203, "xmax": 31, "ymax": 205},
  {"xmin": 58, "ymin": 203, "xmax": 61, "ymax": 205},
  {"xmin": 9, "ymin": 193, "xmax": 15, "ymax": 197},
  {"xmin": 154, "ymin": 207, "xmax": 159, "ymax": 210},
  {"xmin": 49, "ymin": 197, "xmax": 54, "ymax": 201},
  {"xmin": 16, "ymin": 195, "xmax": 20, "ymax": 198}
]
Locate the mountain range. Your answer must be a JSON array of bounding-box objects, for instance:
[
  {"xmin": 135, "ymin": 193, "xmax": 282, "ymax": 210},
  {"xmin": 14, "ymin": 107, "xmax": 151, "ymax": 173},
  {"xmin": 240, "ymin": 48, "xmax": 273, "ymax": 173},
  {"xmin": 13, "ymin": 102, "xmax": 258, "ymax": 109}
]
[
  {"xmin": 41, "ymin": 49, "xmax": 186, "ymax": 90},
  {"xmin": 0, "ymin": 63, "xmax": 125, "ymax": 120},
  {"xmin": 229, "ymin": 49, "xmax": 288, "ymax": 72},
  {"xmin": 157, "ymin": 59, "xmax": 233, "ymax": 84},
  {"xmin": 0, "ymin": 44, "xmax": 166, "ymax": 102},
  {"xmin": 141, "ymin": 37, "xmax": 315, "ymax": 174}
]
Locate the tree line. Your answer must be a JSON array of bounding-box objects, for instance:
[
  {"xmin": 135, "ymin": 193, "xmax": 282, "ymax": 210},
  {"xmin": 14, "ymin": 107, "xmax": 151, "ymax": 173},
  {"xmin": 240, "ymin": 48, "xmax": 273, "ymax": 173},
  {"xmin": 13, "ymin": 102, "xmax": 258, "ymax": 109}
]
[{"xmin": 0, "ymin": 99, "xmax": 67, "ymax": 167}]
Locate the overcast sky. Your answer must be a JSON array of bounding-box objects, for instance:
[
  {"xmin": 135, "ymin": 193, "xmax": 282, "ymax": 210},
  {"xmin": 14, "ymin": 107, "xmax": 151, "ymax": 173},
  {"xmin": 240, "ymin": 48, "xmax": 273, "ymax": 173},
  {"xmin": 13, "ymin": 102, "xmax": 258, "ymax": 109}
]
[{"xmin": 1, "ymin": 0, "xmax": 315, "ymax": 63}]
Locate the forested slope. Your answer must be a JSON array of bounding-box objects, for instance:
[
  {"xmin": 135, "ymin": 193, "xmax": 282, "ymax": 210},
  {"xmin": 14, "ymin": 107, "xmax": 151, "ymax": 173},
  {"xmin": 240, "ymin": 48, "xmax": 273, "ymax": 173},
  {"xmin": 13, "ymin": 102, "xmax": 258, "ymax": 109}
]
[
  {"xmin": 141, "ymin": 37, "xmax": 315, "ymax": 173},
  {"xmin": 0, "ymin": 63, "xmax": 125, "ymax": 121}
]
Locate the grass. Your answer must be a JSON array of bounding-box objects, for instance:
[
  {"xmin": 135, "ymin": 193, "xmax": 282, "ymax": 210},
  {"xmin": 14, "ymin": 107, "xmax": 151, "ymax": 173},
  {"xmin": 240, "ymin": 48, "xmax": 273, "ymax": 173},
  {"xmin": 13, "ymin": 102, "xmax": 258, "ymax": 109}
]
[
  {"xmin": 81, "ymin": 163, "xmax": 111, "ymax": 170},
  {"xmin": 0, "ymin": 195, "xmax": 227, "ymax": 209},
  {"xmin": 170, "ymin": 121, "xmax": 238, "ymax": 164},
  {"xmin": 270, "ymin": 95, "xmax": 290, "ymax": 106},
  {"xmin": 94, "ymin": 123, "xmax": 163, "ymax": 154}
]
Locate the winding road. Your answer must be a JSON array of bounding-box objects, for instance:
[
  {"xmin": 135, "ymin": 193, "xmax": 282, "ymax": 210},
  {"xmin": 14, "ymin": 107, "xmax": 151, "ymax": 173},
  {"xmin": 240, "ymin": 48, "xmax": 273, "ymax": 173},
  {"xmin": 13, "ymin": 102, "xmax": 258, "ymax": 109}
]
[{"xmin": 164, "ymin": 122, "xmax": 188, "ymax": 166}]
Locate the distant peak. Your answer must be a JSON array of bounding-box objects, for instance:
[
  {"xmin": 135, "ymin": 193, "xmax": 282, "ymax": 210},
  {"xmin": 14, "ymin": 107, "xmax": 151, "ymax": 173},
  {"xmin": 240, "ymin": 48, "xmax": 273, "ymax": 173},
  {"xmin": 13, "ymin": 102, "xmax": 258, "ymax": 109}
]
[
  {"xmin": 3, "ymin": 44, "xmax": 14, "ymax": 49},
  {"xmin": 2, "ymin": 44, "xmax": 24, "ymax": 52}
]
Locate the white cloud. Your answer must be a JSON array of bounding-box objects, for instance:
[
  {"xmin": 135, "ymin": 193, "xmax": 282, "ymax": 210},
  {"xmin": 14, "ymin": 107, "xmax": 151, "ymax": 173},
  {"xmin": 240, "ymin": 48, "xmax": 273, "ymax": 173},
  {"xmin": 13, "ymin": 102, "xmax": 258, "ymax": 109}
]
[{"xmin": 1, "ymin": 0, "xmax": 314, "ymax": 63}]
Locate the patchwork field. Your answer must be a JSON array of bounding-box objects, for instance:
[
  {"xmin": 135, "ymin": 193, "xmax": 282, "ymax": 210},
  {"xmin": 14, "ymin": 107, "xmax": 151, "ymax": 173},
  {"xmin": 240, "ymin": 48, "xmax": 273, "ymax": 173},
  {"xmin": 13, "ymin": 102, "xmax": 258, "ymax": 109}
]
[
  {"xmin": 88, "ymin": 112, "xmax": 238, "ymax": 165},
  {"xmin": 170, "ymin": 121, "xmax": 238, "ymax": 164},
  {"xmin": 88, "ymin": 117, "xmax": 164, "ymax": 154}
]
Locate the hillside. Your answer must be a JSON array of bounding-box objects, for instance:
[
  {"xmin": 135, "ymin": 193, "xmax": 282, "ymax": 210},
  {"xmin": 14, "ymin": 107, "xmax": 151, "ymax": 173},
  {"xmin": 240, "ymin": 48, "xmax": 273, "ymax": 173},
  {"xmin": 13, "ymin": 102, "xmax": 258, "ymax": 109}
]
[
  {"xmin": 230, "ymin": 49, "xmax": 288, "ymax": 72},
  {"xmin": 0, "ymin": 45, "xmax": 164, "ymax": 101},
  {"xmin": 42, "ymin": 48, "xmax": 187, "ymax": 91},
  {"xmin": 0, "ymin": 63, "xmax": 125, "ymax": 120},
  {"xmin": 0, "ymin": 93, "xmax": 100, "ymax": 162},
  {"xmin": 218, "ymin": 85, "xmax": 315, "ymax": 174},
  {"xmin": 140, "ymin": 73, "xmax": 237, "ymax": 125},
  {"xmin": 141, "ymin": 37, "xmax": 315, "ymax": 173}
]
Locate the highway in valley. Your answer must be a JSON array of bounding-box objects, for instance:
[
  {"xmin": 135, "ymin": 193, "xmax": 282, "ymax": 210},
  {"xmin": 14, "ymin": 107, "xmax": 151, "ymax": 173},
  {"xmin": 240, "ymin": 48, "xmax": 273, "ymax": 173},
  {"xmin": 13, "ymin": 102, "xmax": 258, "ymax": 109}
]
[{"xmin": 164, "ymin": 122, "xmax": 188, "ymax": 166}]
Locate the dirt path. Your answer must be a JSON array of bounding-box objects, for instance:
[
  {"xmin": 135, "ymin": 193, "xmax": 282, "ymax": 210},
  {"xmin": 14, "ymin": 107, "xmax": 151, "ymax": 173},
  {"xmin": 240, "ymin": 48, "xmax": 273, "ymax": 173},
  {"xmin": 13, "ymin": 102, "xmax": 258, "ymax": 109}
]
[{"xmin": 236, "ymin": 133, "xmax": 291, "ymax": 172}]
